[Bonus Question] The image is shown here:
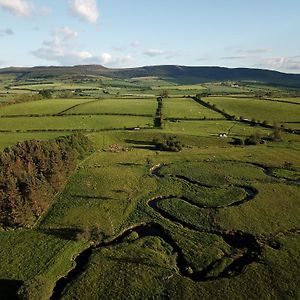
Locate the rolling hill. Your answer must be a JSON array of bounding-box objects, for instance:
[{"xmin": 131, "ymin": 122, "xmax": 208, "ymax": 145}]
[{"xmin": 1, "ymin": 65, "xmax": 300, "ymax": 87}]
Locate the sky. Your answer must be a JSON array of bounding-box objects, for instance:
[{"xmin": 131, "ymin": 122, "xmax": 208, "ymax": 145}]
[{"xmin": 0, "ymin": 0, "xmax": 300, "ymax": 73}]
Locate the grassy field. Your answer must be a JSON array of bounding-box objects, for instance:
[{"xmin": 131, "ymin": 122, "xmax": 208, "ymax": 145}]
[
  {"xmin": 0, "ymin": 99, "xmax": 92, "ymax": 116},
  {"xmin": 270, "ymin": 97, "xmax": 300, "ymax": 104},
  {"xmin": 163, "ymin": 98, "xmax": 224, "ymax": 119},
  {"xmin": 0, "ymin": 78, "xmax": 299, "ymax": 300},
  {"xmin": 0, "ymin": 115, "xmax": 153, "ymax": 131},
  {"xmin": 0, "ymin": 229, "xmax": 86, "ymax": 299},
  {"xmin": 65, "ymin": 98, "xmax": 157, "ymax": 115},
  {"xmin": 0, "ymin": 131, "xmax": 72, "ymax": 150},
  {"xmin": 205, "ymin": 96, "xmax": 300, "ymax": 123}
]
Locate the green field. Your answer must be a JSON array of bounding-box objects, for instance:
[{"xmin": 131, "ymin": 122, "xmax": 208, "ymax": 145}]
[
  {"xmin": 0, "ymin": 99, "xmax": 92, "ymax": 116},
  {"xmin": 163, "ymin": 98, "xmax": 224, "ymax": 119},
  {"xmin": 65, "ymin": 98, "xmax": 157, "ymax": 115},
  {"xmin": 0, "ymin": 77, "xmax": 299, "ymax": 300},
  {"xmin": 206, "ymin": 96, "xmax": 300, "ymax": 123},
  {"xmin": 0, "ymin": 115, "xmax": 153, "ymax": 131},
  {"xmin": 0, "ymin": 131, "xmax": 72, "ymax": 151}
]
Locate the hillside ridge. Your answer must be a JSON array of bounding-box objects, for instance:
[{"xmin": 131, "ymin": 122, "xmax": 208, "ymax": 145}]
[{"xmin": 1, "ymin": 65, "xmax": 300, "ymax": 87}]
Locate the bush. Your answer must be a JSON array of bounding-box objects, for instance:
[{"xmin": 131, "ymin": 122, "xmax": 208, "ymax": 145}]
[
  {"xmin": 244, "ymin": 133, "xmax": 264, "ymax": 145},
  {"xmin": 152, "ymin": 136, "xmax": 183, "ymax": 152},
  {"xmin": 159, "ymin": 90, "xmax": 169, "ymax": 98},
  {"xmin": 38, "ymin": 89, "xmax": 53, "ymax": 99},
  {"xmin": 232, "ymin": 138, "xmax": 244, "ymax": 145},
  {"xmin": 271, "ymin": 123, "xmax": 284, "ymax": 141},
  {"xmin": 18, "ymin": 275, "xmax": 52, "ymax": 300}
]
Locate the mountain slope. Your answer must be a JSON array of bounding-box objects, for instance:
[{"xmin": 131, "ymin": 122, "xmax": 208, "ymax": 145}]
[{"xmin": 1, "ymin": 65, "xmax": 300, "ymax": 87}]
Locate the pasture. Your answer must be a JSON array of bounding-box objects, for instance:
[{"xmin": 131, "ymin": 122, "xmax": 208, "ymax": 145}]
[
  {"xmin": 0, "ymin": 77, "xmax": 299, "ymax": 300},
  {"xmin": 163, "ymin": 97, "xmax": 224, "ymax": 119},
  {"xmin": 0, "ymin": 115, "xmax": 153, "ymax": 131},
  {"xmin": 65, "ymin": 98, "xmax": 157, "ymax": 115},
  {"xmin": 205, "ymin": 96, "xmax": 300, "ymax": 123},
  {"xmin": 0, "ymin": 99, "xmax": 92, "ymax": 116}
]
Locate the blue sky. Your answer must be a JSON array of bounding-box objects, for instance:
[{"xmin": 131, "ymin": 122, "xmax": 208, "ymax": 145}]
[{"xmin": 0, "ymin": 0, "xmax": 299, "ymax": 73}]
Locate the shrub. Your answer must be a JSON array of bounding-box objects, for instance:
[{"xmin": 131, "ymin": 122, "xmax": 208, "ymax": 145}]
[
  {"xmin": 244, "ymin": 133, "xmax": 264, "ymax": 145},
  {"xmin": 152, "ymin": 136, "xmax": 183, "ymax": 152},
  {"xmin": 271, "ymin": 123, "xmax": 284, "ymax": 141},
  {"xmin": 159, "ymin": 90, "xmax": 169, "ymax": 98},
  {"xmin": 232, "ymin": 138, "xmax": 244, "ymax": 145},
  {"xmin": 38, "ymin": 89, "xmax": 53, "ymax": 99}
]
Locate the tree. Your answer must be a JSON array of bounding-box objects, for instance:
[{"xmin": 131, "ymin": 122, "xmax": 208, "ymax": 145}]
[
  {"xmin": 159, "ymin": 90, "xmax": 169, "ymax": 98},
  {"xmin": 152, "ymin": 136, "xmax": 183, "ymax": 152},
  {"xmin": 39, "ymin": 89, "xmax": 53, "ymax": 99},
  {"xmin": 271, "ymin": 123, "xmax": 284, "ymax": 141},
  {"xmin": 244, "ymin": 132, "xmax": 263, "ymax": 145}
]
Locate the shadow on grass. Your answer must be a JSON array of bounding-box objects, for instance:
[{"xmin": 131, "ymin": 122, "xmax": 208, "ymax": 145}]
[
  {"xmin": 124, "ymin": 139, "xmax": 157, "ymax": 150},
  {"xmin": 117, "ymin": 162, "xmax": 142, "ymax": 166},
  {"xmin": 71, "ymin": 194, "xmax": 115, "ymax": 200},
  {"xmin": 0, "ymin": 279, "xmax": 23, "ymax": 300},
  {"xmin": 124, "ymin": 139, "xmax": 155, "ymax": 145},
  {"xmin": 40, "ymin": 227, "xmax": 83, "ymax": 241}
]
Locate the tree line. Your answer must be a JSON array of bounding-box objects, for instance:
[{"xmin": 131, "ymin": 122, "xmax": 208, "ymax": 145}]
[{"xmin": 0, "ymin": 134, "xmax": 93, "ymax": 228}]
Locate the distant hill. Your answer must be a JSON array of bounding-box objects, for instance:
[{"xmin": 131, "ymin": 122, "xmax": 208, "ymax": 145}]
[{"xmin": 1, "ymin": 65, "xmax": 300, "ymax": 88}]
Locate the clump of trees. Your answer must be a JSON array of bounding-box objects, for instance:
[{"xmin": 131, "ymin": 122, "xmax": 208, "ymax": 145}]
[
  {"xmin": 244, "ymin": 133, "xmax": 265, "ymax": 145},
  {"xmin": 38, "ymin": 89, "xmax": 53, "ymax": 99},
  {"xmin": 76, "ymin": 224, "xmax": 104, "ymax": 242},
  {"xmin": 0, "ymin": 134, "xmax": 93, "ymax": 228},
  {"xmin": 196, "ymin": 91, "xmax": 211, "ymax": 98},
  {"xmin": 152, "ymin": 135, "xmax": 183, "ymax": 152},
  {"xmin": 234, "ymin": 124, "xmax": 284, "ymax": 146},
  {"xmin": 0, "ymin": 94, "xmax": 42, "ymax": 107},
  {"xmin": 154, "ymin": 96, "xmax": 163, "ymax": 128},
  {"xmin": 270, "ymin": 123, "xmax": 284, "ymax": 141},
  {"xmin": 159, "ymin": 90, "xmax": 169, "ymax": 98}
]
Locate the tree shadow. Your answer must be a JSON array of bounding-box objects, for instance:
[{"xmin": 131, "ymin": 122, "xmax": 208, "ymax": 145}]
[
  {"xmin": 124, "ymin": 139, "xmax": 155, "ymax": 145},
  {"xmin": 0, "ymin": 279, "xmax": 23, "ymax": 300},
  {"xmin": 71, "ymin": 194, "xmax": 115, "ymax": 200},
  {"xmin": 40, "ymin": 227, "xmax": 83, "ymax": 241},
  {"xmin": 117, "ymin": 162, "xmax": 142, "ymax": 166}
]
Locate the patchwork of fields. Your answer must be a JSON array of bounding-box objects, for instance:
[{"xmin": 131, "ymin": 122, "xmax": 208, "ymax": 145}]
[{"xmin": 0, "ymin": 77, "xmax": 299, "ymax": 300}]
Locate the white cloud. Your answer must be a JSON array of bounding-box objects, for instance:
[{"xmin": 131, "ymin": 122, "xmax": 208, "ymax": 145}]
[
  {"xmin": 238, "ymin": 48, "xmax": 272, "ymax": 54},
  {"xmin": 31, "ymin": 27, "xmax": 133, "ymax": 66},
  {"xmin": 144, "ymin": 49, "xmax": 166, "ymax": 57},
  {"xmin": 0, "ymin": 0, "xmax": 32, "ymax": 16},
  {"xmin": 220, "ymin": 55, "xmax": 248, "ymax": 60},
  {"xmin": 0, "ymin": 28, "xmax": 14, "ymax": 36},
  {"xmin": 54, "ymin": 27, "xmax": 78, "ymax": 40},
  {"xmin": 70, "ymin": 0, "xmax": 99, "ymax": 23},
  {"xmin": 37, "ymin": 5, "xmax": 51, "ymax": 16},
  {"xmin": 85, "ymin": 53, "xmax": 133, "ymax": 65},
  {"xmin": 0, "ymin": 0, "xmax": 50, "ymax": 17},
  {"xmin": 260, "ymin": 56, "xmax": 300, "ymax": 71},
  {"xmin": 144, "ymin": 48, "xmax": 180, "ymax": 59}
]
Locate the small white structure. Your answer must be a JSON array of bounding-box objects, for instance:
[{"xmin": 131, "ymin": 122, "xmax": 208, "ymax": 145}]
[{"xmin": 218, "ymin": 133, "xmax": 228, "ymax": 138}]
